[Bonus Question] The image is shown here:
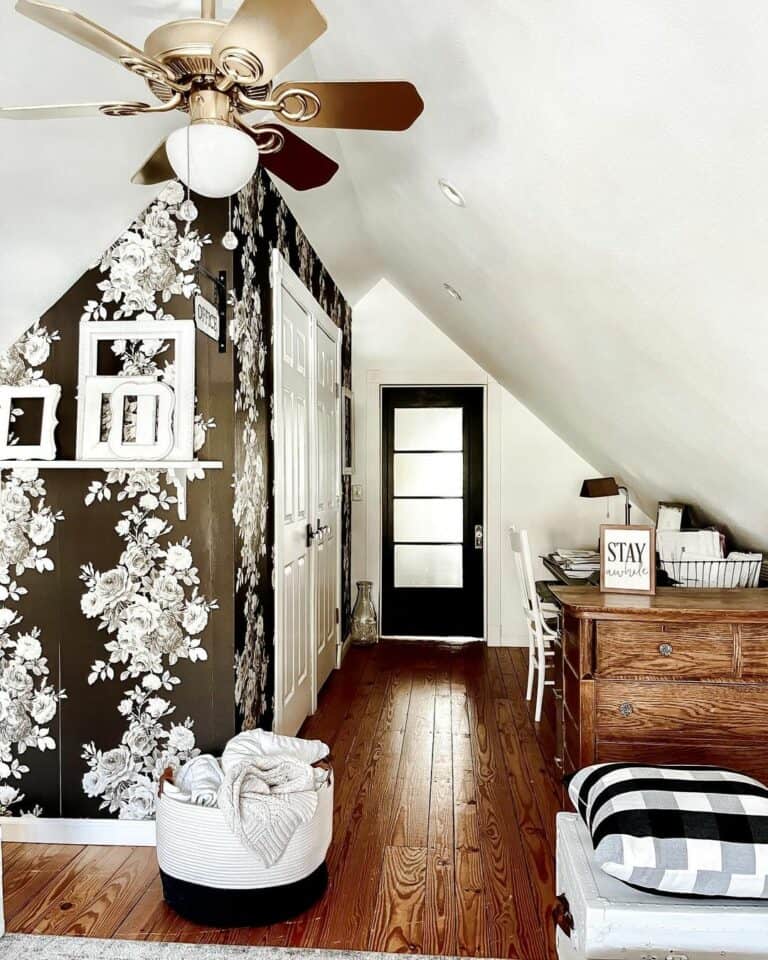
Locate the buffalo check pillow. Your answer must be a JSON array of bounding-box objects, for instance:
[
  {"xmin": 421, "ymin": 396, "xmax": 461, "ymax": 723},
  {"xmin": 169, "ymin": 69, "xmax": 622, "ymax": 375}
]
[{"xmin": 568, "ymin": 763, "xmax": 768, "ymax": 897}]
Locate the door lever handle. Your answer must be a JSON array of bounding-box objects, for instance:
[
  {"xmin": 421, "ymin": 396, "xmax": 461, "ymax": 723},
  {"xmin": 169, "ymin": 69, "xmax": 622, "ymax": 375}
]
[{"xmin": 306, "ymin": 521, "xmax": 331, "ymax": 547}]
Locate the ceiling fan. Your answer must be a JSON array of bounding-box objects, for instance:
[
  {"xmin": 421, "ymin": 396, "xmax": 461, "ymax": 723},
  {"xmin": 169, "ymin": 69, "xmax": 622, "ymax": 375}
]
[{"xmin": 0, "ymin": 0, "xmax": 424, "ymax": 196}]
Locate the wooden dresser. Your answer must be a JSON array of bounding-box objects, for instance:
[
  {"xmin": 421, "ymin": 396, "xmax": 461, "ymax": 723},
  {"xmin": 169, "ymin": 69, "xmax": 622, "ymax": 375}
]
[{"xmin": 550, "ymin": 587, "xmax": 768, "ymax": 789}]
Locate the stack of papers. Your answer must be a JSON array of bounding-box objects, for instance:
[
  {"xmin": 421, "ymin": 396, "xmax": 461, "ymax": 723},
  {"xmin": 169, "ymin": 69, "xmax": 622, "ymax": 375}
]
[{"xmin": 552, "ymin": 549, "xmax": 601, "ymax": 579}]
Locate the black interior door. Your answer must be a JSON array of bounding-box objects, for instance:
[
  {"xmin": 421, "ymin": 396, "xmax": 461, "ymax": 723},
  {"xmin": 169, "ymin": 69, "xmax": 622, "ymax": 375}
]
[{"xmin": 381, "ymin": 386, "xmax": 484, "ymax": 638}]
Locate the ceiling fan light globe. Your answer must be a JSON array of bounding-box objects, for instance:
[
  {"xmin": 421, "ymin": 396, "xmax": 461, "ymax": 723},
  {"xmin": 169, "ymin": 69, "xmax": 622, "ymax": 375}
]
[{"xmin": 165, "ymin": 123, "xmax": 260, "ymax": 199}]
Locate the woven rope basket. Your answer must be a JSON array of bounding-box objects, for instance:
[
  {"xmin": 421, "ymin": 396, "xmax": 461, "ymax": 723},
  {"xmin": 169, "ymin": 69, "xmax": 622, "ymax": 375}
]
[{"xmin": 156, "ymin": 769, "xmax": 334, "ymax": 890}]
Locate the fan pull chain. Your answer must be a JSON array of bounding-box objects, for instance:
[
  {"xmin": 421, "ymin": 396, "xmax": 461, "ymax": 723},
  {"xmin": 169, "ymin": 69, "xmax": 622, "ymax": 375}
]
[
  {"xmin": 178, "ymin": 120, "xmax": 198, "ymax": 228},
  {"xmin": 222, "ymin": 195, "xmax": 239, "ymax": 250}
]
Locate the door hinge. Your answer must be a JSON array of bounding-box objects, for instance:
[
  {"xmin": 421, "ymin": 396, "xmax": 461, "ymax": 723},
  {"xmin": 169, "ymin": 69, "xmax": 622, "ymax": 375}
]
[
  {"xmin": 335, "ymin": 382, "xmax": 340, "ymax": 399},
  {"xmin": 335, "ymin": 607, "xmax": 340, "ymax": 624}
]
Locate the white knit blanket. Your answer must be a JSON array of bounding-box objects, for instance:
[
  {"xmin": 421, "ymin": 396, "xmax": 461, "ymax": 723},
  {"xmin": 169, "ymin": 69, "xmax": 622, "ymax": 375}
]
[
  {"xmin": 217, "ymin": 730, "xmax": 329, "ymax": 867},
  {"xmin": 167, "ymin": 754, "xmax": 223, "ymax": 807}
]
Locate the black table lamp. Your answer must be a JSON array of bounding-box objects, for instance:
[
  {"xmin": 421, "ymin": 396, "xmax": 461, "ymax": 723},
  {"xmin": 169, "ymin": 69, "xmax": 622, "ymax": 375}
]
[{"xmin": 580, "ymin": 476, "xmax": 632, "ymax": 524}]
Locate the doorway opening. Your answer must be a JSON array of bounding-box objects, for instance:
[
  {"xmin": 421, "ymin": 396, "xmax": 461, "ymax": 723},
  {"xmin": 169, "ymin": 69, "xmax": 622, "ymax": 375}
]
[{"xmin": 381, "ymin": 386, "xmax": 484, "ymax": 639}]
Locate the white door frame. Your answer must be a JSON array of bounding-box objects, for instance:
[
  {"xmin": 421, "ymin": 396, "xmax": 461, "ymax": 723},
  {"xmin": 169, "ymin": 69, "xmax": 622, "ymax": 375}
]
[
  {"xmin": 364, "ymin": 370, "xmax": 503, "ymax": 645},
  {"xmin": 272, "ymin": 251, "xmax": 342, "ymax": 731},
  {"xmin": 313, "ymin": 306, "xmax": 343, "ymax": 698}
]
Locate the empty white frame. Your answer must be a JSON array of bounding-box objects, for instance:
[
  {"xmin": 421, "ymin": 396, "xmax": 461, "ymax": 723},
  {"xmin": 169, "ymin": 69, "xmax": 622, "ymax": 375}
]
[
  {"xmin": 108, "ymin": 380, "xmax": 175, "ymax": 460},
  {"xmin": 76, "ymin": 319, "xmax": 195, "ymax": 461},
  {"xmin": 0, "ymin": 384, "xmax": 61, "ymax": 460},
  {"xmin": 79, "ymin": 375, "xmax": 153, "ymax": 460}
]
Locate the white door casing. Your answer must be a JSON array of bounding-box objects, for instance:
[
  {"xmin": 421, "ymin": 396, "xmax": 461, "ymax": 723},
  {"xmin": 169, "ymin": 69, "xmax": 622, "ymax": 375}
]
[
  {"xmin": 273, "ymin": 252, "xmax": 342, "ymax": 735},
  {"xmin": 314, "ymin": 319, "xmax": 340, "ymax": 692}
]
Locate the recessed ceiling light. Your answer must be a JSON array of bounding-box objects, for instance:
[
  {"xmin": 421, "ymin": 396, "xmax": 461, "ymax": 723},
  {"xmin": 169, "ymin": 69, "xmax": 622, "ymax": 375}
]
[
  {"xmin": 443, "ymin": 282, "xmax": 463, "ymax": 301},
  {"xmin": 438, "ymin": 178, "xmax": 465, "ymax": 207}
]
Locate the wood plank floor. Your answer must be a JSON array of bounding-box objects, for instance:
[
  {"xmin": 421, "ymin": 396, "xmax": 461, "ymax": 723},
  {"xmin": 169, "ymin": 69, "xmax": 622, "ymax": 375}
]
[{"xmin": 3, "ymin": 642, "xmax": 561, "ymax": 959}]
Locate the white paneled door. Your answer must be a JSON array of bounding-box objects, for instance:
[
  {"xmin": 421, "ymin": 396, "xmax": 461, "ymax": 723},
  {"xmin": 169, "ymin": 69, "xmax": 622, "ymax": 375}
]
[{"xmin": 273, "ymin": 253, "xmax": 341, "ymax": 736}]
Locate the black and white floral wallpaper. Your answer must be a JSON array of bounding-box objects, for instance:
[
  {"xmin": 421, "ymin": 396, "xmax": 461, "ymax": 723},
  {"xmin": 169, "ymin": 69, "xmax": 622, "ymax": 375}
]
[
  {"xmin": 0, "ymin": 169, "xmax": 351, "ymax": 819},
  {"xmin": 231, "ymin": 172, "xmax": 353, "ymax": 732}
]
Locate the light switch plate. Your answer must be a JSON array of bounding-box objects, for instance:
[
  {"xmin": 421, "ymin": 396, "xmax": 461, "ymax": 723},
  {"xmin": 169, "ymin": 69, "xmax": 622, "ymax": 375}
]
[{"xmin": 352, "ymin": 483, "xmax": 364, "ymax": 501}]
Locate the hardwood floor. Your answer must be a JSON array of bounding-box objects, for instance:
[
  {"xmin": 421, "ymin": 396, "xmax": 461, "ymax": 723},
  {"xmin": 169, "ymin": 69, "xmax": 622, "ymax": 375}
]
[{"xmin": 3, "ymin": 642, "xmax": 561, "ymax": 959}]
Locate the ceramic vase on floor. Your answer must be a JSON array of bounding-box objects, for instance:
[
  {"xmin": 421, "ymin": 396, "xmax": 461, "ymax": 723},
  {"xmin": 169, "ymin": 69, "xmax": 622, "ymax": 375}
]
[{"xmin": 351, "ymin": 580, "xmax": 378, "ymax": 646}]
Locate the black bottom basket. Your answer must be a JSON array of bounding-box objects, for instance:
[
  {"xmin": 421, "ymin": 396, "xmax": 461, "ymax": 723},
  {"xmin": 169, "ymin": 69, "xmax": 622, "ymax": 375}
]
[{"xmin": 160, "ymin": 861, "xmax": 329, "ymax": 927}]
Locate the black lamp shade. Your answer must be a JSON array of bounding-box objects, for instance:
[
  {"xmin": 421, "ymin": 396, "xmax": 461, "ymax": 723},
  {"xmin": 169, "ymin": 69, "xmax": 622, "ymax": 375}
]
[{"xmin": 580, "ymin": 476, "xmax": 620, "ymax": 498}]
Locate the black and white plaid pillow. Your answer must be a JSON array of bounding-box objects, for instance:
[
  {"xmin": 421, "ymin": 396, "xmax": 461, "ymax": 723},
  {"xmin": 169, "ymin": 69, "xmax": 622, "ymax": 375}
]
[{"xmin": 568, "ymin": 763, "xmax": 768, "ymax": 897}]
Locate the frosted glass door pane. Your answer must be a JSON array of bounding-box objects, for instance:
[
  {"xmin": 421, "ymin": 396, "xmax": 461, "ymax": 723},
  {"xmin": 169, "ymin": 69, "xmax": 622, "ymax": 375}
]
[
  {"xmin": 394, "ymin": 544, "xmax": 463, "ymax": 588},
  {"xmin": 394, "ymin": 499, "xmax": 463, "ymax": 543},
  {"xmin": 394, "ymin": 453, "xmax": 463, "ymax": 497},
  {"xmin": 395, "ymin": 407, "xmax": 462, "ymax": 451}
]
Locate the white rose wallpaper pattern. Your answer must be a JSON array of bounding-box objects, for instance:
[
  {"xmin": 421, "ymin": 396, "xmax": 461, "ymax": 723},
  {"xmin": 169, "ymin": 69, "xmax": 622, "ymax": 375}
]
[{"xmin": 0, "ymin": 168, "xmax": 351, "ymax": 820}]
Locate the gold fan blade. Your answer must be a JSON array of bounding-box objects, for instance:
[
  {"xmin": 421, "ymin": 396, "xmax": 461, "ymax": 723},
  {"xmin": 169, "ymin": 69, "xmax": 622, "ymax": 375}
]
[
  {"xmin": 15, "ymin": 0, "xmax": 167, "ymax": 73},
  {"xmin": 213, "ymin": 0, "xmax": 327, "ymax": 86},
  {"xmin": 243, "ymin": 123, "xmax": 338, "ymax": 191},
  {"xmin": 271, "ymin": 80, "xmax": 424, "ymax": 131},
  {"xmin": 131, "ymin": 138, "xmax": 174, "ymax": 186},
  {"xmin": 0, "ymin": 101, "xmax": 151, "ymax": 119}
]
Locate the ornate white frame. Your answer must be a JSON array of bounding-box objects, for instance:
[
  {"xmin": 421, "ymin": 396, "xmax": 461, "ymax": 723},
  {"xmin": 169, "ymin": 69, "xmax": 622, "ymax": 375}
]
[
  {"xmin": 76, "ymin": 318, "xmax": 196, "ymax": 461},
  {"xmin": 108, "ymin": 380, "xmax": 176, "ymax": 461},
  {"xmin": 79, "ymin": 375, "xmax": 153, "ymax": 460},
  {"xmin": 0, "ymin": 384, "xmax": 61, "ymax": 460}
]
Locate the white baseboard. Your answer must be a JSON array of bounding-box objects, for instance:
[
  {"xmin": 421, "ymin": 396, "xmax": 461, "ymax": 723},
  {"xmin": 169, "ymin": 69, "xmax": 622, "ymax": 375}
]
[
  {"xmin": 337, "ymin": 632, "xmax": 353, "ymax": 667},
  {"xmin": 0, "ymin": 816, "xmax": 156, "ymax": 846},
  {"xmin": 496, "ymin": 635, "xmax": 528, "ymax": 648}
]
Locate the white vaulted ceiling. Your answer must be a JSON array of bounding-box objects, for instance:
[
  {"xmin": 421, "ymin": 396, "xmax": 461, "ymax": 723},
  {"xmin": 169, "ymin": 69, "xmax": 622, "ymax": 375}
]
[{"xmin": 2, "ymin": 2, "xmax": 767, "ymax": 545}]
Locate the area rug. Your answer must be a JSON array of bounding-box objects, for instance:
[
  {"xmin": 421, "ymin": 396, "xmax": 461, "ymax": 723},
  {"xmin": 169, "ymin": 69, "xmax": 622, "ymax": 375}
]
[{"xmin": 0, "ymin": 937, "xmax": 458, "ymax": 960}]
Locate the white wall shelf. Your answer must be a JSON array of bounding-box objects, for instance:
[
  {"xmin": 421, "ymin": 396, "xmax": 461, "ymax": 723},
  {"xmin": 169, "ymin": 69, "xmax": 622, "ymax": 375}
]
[
  {"xmin": 0, "ymin": 460, "xmax": 224, "ymax": 520},
  {"xmin": 0, "ymin": 460, "xmax": 223, "ymax": 470}
]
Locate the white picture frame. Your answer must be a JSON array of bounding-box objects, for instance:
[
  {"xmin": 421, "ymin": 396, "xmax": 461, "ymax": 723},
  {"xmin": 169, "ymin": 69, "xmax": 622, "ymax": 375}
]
[
  {"xmin": 80, "ymin": 375, "xmax": 155, "ymax": 460},
  {"xmin": 0, "ymin": 384, "xmax": 61, "ymax": 461},
  {"xmin": 600, "ymin": 524, "xmax": 657, "ymax": 595},
  {"xmin": 76, "ymin": 318, "xmax": 195, "ymax": 461},
  {"xmin": 108, "ymin": 379, "xmax": 176, "ymax": 461}
]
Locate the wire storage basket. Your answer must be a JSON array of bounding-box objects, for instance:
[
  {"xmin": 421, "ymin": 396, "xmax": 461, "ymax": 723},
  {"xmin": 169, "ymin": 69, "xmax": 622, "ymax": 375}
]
[{"xmin": 660, "ymin": 558, "xmax": 762, "ymax": 588}]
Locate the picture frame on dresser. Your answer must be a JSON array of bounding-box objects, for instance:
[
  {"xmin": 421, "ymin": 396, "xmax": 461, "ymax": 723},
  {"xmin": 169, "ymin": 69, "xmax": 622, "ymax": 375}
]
[{"xmin": 600, "ymin": 523, "xmax": 656, "ymax": 595}]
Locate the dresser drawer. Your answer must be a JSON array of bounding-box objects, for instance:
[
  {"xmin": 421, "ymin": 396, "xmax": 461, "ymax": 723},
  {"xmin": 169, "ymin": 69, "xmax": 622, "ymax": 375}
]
[
  {"xmin": 596, "ymin": 621, "xmax": 734, "ymax": 678},
  {"xmin": 596, "ymin": 680, "xmax": 768, "ymax": 742},
  {"xmin": 740, "ymin": 625, "xmax": 768, "ymax": 678}
]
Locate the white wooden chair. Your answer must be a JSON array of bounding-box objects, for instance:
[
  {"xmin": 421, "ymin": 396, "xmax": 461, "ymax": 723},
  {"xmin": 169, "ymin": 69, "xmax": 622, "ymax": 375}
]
[{"xmin": 509, "ymin": 526, "xmax": 558, "ymax": 722}]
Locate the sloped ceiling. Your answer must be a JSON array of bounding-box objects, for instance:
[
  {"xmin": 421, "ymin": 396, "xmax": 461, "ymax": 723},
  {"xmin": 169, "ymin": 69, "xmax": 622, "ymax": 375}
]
[
  {"xmin": 302, "ymin": 0, "xmax": 768, "ymax": 549},
  {"xmin": 2, "ymin": 1, "xmax": 767, "ymax": 547}
]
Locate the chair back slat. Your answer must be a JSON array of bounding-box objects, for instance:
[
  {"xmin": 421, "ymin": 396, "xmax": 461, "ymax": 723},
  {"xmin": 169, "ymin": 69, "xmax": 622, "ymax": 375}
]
[{"xmin": 509, "ymin": 526, "xmax": 542, "ymax": 634}]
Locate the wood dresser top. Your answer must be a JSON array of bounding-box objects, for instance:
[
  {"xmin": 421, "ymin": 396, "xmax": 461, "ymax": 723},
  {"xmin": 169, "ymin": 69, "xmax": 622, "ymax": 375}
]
[{"xmin": 550, "ymin": 586, "xmax": 768, "ymax": 621}]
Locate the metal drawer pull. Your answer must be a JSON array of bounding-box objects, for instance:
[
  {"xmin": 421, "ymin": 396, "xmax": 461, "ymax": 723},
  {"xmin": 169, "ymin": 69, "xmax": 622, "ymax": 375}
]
[
  {"xmin": 658, "ymin": 642, "xmax": 673, "ymax": 657},
  {"xmin": 619, "ymin": 702, "xmax": 633, "ymax": 717}
]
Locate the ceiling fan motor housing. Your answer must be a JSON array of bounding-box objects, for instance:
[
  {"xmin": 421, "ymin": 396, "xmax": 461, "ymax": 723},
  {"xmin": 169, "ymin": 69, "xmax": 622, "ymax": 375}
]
[{"xmin": 142, "ymin": 19, "xmax": 270, "ymax": 111}]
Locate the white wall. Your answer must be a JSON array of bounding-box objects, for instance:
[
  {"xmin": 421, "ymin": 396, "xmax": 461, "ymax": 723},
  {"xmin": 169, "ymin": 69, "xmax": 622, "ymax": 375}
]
[{"xmin": 352, "ymin": 279, "xmax": 647, "ymax": 645}]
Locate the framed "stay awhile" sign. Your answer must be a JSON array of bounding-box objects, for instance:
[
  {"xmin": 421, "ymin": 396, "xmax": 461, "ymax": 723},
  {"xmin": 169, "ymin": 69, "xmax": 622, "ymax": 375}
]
[{"xmin": 600, "ymin": 524, "xmax": 656, "ymax": 595}]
